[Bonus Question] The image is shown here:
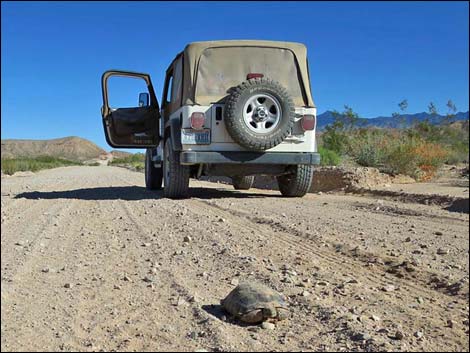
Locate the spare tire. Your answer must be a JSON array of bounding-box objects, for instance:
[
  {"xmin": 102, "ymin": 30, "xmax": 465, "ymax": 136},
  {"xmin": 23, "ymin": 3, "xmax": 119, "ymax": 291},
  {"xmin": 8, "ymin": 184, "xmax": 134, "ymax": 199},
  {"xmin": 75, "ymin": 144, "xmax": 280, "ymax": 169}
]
[{"xmin": 224, "ymin": 77, "xmax": 295, "ymax": 151}]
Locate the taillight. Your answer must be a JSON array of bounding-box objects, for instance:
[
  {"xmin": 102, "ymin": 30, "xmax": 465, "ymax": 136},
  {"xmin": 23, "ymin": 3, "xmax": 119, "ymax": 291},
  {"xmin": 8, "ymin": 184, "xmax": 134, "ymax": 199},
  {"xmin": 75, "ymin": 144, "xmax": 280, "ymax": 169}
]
[
  {"xmin": 190, "ymin": 112, "xmax": 205, "ymax": 130},
  {"xmin": 301, "ymin": 115, "xmax": 316, "ymax": 131},
  {"xmin": 247, "ymin": 73, "xmax": 264, "ymax": 80}
]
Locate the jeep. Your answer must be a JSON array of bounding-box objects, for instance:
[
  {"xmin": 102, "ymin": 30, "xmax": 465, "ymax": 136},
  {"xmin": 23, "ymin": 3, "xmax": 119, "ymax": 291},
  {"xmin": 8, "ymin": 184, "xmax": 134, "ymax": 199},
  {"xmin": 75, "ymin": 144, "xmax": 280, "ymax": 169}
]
[{"xmin": 100, "ymin": 40, "xmax": 320, "ymax": 199}]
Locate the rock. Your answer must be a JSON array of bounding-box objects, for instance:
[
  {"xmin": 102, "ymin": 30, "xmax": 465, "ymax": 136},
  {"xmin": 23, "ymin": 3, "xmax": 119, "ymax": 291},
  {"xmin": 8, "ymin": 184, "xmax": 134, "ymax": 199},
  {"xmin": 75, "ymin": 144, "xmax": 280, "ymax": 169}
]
[
  {"xmin": 142, "ymin": 276, "xmax": 154, "ymax": 283},
  {"xmin": 358, "ymin": 315, "xmax": 368, "ymax": 323},
  {"xmin": 114, "ymin": 285, "xmax": 121, "ymax": 290},
  {"xmin": 302, "ymin": 291, "xmax": 311, "ymax": 297},
  {"xmin": 218, "ymin": 218, "xmax": 225, "ymax": 223},
  {"xmin": 405, "ymin": 237, "xmax": 412, "ymax": 242},
  {"xmin": 344, "ymin": 277, "xmax": 359, "ymax": 284},
  {"xmin": 64, "ymin": 283, "xmax": 73, "ymax": 289},
  {"xmin": 143, "ymin": 243, "xmax": 151, "ymax": 247},
  {"xmin": 434, "ymin": 231, "xmax": 443, "ymax": 236},
  {"xmin": 123, "ymin": 276, "xmax": 131, "ymax": 282},
  {"xmin": 261, "ymin": 322, "xmax": 275, "ymax": 330},
  {"xmin": 351, "ymin": 332, "xmax": 371, "ymax": 341},
  {"xmin": 382, "ymin": 285, "xmax": 396, "ymax": 292},
  {"xmin": 316, "ymin": 281, "xmax": 329, "ymax": 286},
  {"xmin": 41, "ymin": 268, "xmax": 50, "ymax": 273},
  {"xmin": 177, "ymin": 297, "xmax": 187, "ymax": 306},
  {"xmin": 417, "ymin": 297, "xmax": 424, "ymax": 304},
  {"xmin": 188, "ymin": 295, "xmax": 200, "ymax": 303},
  {"xmin": 414, "ymin": 330, "xmax": 424, "ymax": 338},
  {"xmin": 183, "ymin": 236, "xmax": 192, "ymax": 243},
  {"xmin": 230, "ymin": 278, "xmax": 239, "ymax": 286},
  {"xmin": 394, "ymin": 330, "xmax": 404, "ymax": 340},
  {"xmin": 437, "ymin": 248, "xmax": 449, "ymax": 255},
  {"xmin": 371, "ymin": 315, "xmax": 381, "ymax": 322}
]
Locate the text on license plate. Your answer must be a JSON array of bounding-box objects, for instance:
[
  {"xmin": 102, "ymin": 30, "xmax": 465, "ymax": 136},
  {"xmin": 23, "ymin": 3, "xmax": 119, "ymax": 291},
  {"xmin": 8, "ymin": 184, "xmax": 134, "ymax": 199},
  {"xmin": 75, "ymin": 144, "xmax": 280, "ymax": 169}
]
[{"xmin": 181, "ymin": 129, "xmax": 211, "ymax": 145}]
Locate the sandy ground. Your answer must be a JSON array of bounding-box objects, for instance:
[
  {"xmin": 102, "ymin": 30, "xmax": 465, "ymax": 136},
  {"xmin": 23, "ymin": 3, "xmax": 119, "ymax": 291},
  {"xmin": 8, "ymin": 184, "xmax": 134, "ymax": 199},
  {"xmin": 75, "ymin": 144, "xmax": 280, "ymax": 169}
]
[{"xmin": 1, "ymin": 166, "xmax": 469, "ymax": 352}]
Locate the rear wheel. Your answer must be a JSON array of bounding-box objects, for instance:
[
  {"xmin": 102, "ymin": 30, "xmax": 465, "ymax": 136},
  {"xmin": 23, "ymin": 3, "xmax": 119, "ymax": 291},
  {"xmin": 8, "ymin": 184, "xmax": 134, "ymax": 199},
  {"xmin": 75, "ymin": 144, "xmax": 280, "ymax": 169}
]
[
  {"xmin": 232, "ymin": 176, "xmax": 255, "ymax": 190},
  {"xmin": 145, "ymin": 148, "xmax": 162, "ymax": 190},
  {"xmin": 277, "ymin": 165, "xmax": 313, "ymax": 197},
  {"xmin": 163, "ymin": 137, "xmax": 189, "ymax": 199}
]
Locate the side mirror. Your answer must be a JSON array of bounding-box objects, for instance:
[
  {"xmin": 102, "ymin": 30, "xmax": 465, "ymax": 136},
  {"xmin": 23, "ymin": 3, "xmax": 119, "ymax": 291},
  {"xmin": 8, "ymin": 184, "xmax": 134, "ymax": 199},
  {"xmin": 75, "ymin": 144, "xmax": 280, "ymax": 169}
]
[{"xmin": 138, "ymin": 92, "xmax": 149, "ymax": 107}]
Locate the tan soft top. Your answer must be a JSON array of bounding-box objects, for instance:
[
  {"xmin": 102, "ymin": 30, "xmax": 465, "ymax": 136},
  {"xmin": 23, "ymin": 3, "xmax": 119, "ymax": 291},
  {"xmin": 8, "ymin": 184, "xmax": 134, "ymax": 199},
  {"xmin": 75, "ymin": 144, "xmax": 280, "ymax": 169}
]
[{"xmin": 178, "ymin": 40, "xmax": 315, "ymax": 107}]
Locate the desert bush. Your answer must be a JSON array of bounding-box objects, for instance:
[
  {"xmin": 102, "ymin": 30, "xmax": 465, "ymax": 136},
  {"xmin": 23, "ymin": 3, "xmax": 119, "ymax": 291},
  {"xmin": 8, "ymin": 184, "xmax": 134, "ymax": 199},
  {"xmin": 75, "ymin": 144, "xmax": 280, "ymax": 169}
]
[
  {"xmin": 319, "ymin": 104, "xmax": 468, "ymax": 179},
  {"xmin": 1, "ymin": 156, "xmax": 81, "ymax": 175},
  {"xmin": 413, "ymin": 142, "xmax": 449, "ymax": 180},
  {"xmin": 381, "ymin": 138, "xmax": 449, "ymax": 180},
  {"xmin": 109, "ymin": 153, "xmax": 145, "ymax": 171},
  {"xmin": 318, "ymin": 146, "xmax": 341, "ymax": 166},
  {"xmin": 348, "ymin": 129, "xmax": 392, "ymax": 167},
  {"xmin": 110, "ymin": 153, "xmax": 145, "ymax": 165},
  {"xmin": 321, "ymin": 127, "xmax": 347, "ymax": 155}
]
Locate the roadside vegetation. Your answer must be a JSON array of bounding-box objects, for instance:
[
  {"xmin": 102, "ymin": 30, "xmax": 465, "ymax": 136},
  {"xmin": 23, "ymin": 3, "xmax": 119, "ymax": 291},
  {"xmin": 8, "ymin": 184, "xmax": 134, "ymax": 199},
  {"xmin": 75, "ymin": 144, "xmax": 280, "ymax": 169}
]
[
  {"xmin": 109, "ymin": 153, "xmax": 145, "ymax": 172},
  {"xmin": 1, "ymin": 156, "xmax": 82, "ymax": 175},
  {"xmin": 318, "ymin": 100, "xmax": 469, "ymax": 180}
]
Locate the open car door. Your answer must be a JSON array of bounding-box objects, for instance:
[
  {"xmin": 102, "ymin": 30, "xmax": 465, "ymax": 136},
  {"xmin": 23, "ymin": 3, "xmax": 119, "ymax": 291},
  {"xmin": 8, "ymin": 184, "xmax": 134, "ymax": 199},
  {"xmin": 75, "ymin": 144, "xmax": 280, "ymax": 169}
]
[{"xmin": 101, "ymin": 70, "xmax": 160, "ymax": 148}]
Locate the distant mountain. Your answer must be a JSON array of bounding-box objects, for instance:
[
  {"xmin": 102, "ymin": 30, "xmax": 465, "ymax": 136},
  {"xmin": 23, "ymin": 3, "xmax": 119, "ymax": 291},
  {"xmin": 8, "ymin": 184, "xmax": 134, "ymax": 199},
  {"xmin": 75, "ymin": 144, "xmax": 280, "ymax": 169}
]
[
  {"xmin": 316, "ymin": 111, "xmax": 470, "ymax": 131},
  {"xmin": 1, "ymin": 136, "xmax": 107, "ymax": 161}
]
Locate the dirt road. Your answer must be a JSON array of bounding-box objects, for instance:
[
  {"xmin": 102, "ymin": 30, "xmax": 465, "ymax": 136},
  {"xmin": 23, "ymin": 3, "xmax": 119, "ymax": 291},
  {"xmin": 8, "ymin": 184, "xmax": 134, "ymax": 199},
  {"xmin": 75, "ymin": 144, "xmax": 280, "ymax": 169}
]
[{"xmin": 1, "ymin": 166, "xmax": 468, "ymax": 352}]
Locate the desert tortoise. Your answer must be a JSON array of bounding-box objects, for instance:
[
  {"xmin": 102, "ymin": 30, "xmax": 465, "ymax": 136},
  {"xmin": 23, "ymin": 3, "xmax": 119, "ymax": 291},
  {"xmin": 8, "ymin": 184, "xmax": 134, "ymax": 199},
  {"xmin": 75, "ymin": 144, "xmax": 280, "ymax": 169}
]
[{"xmin": 221, "ymin": 282, "xmax": 289, "ymax": 323}]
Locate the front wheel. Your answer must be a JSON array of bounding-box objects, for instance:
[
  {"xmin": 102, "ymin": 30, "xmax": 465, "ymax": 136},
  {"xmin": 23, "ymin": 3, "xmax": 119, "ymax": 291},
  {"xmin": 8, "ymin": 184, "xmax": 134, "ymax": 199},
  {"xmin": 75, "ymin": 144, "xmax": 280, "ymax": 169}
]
[
  {"xmin": 163, "ymin": 137, "xmax": 189, "ymax": 199},
  {"xmin": 232, "ymin": 176, "xmax": 255, "ymax": 190},
  {"xmin": 145, "ymin": 148, "xmax": 163, "ymax": 190},
  {"xmin": 277, "ymin": 165, "xmax": 313, "ymax": 197}
]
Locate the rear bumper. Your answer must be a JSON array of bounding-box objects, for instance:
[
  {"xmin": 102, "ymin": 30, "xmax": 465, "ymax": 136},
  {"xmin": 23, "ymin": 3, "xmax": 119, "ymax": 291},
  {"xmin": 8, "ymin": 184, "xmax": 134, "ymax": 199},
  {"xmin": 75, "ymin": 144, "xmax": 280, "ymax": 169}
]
[{"xmin": 180, "ymin": 151, "xmax": 320, "ymax": 165}]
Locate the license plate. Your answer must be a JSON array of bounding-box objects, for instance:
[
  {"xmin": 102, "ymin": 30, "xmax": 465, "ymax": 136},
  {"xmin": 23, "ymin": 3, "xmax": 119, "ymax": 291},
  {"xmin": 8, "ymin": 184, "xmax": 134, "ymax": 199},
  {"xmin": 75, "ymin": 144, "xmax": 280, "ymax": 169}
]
[{"xmin": 181, "ymin": 129, "xmax": 211, "ymax": 145}]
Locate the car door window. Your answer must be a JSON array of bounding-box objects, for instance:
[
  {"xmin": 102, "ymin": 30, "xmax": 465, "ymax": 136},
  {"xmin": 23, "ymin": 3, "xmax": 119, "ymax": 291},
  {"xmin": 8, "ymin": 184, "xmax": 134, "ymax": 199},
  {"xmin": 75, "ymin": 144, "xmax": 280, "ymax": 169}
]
[
  {"xmin": 107, "ymin": 76, "xmax": 149, "ymax": 108},
  {"xmin": 164, "ymin": 74, "xmax": 173, "ymax": 106},
  {"xmin": 171, "ymin": 57, "xmax": 183, "ymax": 106}
]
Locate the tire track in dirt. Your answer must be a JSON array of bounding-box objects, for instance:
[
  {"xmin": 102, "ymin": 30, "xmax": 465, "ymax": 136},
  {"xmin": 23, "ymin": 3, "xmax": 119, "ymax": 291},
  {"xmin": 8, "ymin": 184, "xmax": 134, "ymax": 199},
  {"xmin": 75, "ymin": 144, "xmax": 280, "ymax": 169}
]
[
  {"xmin": 1, "ymin": 201, "xmax": 76, "ymax": 284},
  {"xmin": 118, "ymin": 199, "xmax": 233, "ymax": 352},
  {"xmin": 2, "ymin": 167, "xmax": 468, "ymax": 352},
  {"xmin": 95, "ymin": 171, "xmax": 470, "ymax": 350},
  {"xmin": 1, "ymin": 200, "xmax": 82, "ymax": 351},
  {"xmin": 62, "ymin": 199, "xmax": 155, "ymax": 351},
  {"xmin": 183, "ymin": 198, "xmax": 468, "ymax": 350},
  {"xmin": 193, "ymin": 198, "xmax": 466, "ymax": 300}
]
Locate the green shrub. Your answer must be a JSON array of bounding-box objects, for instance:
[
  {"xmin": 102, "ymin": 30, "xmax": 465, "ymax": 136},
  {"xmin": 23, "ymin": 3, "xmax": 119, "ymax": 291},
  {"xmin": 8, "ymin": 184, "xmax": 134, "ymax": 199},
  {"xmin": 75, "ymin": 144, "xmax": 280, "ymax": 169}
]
[
  {"xmin": 348, "ymin": 130, "xmax": 390, "ymax": 167},
  {"xmin": 109, "ymin": 153, "xmax": 145, "ymax": 165},
  {"xmin": 109, "ymin": 153, "xmax": 145, "ymax": 171},
  {"xmin": 321, "ymin": 128, "xmax": 347, "ymax": 155},
  {"xmin": 384, "ymin": 139, "xmax": 421, "ymax": 177},
  {"xmin": 318, "ymin": 147, "xmax": 341, "ymax": 166},
  {"xmin": 1, "ymin": 156, "xmax": 81, "ymax": 175}
]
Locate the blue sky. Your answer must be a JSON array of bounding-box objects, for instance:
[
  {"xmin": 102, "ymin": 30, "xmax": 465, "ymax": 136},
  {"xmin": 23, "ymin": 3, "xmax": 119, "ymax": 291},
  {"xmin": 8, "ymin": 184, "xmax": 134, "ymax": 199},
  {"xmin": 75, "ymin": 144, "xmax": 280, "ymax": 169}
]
[{"xmin": 1, "ymin": 1, "xmax": 469, "ymax": 151}]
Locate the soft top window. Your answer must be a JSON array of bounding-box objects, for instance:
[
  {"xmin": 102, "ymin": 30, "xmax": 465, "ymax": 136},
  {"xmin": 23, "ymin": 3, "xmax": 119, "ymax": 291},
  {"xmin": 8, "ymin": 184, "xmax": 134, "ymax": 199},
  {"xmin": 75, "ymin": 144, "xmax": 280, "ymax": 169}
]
[{"xmin": 195, "ymin": 47, "xmax": 305, "ymax": 106}]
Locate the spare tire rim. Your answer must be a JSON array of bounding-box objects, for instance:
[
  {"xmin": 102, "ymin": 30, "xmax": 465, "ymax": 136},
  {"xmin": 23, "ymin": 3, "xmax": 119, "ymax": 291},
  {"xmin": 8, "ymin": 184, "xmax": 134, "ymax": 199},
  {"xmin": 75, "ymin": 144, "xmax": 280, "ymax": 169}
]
[{"xmin": 242, "ymin": 93, "xmax": 282, "ymax": 134}]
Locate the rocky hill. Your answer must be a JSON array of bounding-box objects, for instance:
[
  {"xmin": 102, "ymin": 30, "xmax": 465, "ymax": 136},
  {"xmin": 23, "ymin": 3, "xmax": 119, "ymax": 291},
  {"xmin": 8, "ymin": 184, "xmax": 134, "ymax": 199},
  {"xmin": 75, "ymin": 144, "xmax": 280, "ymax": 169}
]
[{"xmin": 1, "ymin": 136, "xmax": 107, "ymax": 161}]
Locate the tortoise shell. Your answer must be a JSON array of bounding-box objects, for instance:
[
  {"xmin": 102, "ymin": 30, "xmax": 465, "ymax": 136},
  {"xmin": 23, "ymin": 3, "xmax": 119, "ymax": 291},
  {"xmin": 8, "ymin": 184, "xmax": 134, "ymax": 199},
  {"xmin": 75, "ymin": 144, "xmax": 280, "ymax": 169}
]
[{"xmin": 221, "ymin": 282, "xmax": 289, "ymax": 323}]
